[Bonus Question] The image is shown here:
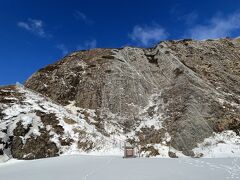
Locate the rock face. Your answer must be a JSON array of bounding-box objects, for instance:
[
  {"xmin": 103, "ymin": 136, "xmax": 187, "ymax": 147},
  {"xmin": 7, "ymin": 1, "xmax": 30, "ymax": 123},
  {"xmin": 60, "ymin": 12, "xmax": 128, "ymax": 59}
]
[
  {"xmin": 1, "ymin": 38, "xmax": 240, "ymax": 160},
  {"xmin": 25, "ymin": 38, "xmax": 240, "ymax": 156}
]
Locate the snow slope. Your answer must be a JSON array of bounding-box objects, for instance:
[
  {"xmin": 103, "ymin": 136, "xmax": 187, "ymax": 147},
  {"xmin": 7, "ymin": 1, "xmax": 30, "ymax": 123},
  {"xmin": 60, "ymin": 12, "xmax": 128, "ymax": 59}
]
[
  {"xmin": 0, "ymin": 85, "xmax": 125, "ymax": 161},
  {"xmin": 1, "ymin": 155, "xmax": 240, "ymax": 180},
  {"xmin": 193, "ymin": 131, "xmax": 240, "ymax": 158}
]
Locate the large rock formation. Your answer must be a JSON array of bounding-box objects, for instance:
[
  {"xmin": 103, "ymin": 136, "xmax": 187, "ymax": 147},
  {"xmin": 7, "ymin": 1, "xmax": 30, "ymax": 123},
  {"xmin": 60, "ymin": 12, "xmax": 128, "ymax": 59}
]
[
  {"xmin": 25, "ymin": 38, "xmax": 240, "ymax": 156},
  {"xmin": 1, "ymin": 38, "xmax": 240, "ymax": 160}
]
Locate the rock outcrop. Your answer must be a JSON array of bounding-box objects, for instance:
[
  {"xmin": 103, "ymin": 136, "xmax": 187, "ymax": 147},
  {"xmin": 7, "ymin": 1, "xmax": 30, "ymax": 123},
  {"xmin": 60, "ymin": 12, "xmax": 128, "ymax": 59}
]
[
  {"xmin": 1, "ymin": 38, "xmax": 240, "ymax": 160},
  {"xmin": 25, "ymin": 38, "xmax": 240, "ymax": 156},
  {"xmin": 0, "ymin": 85, "xmax": 115, "ymax": 160}
]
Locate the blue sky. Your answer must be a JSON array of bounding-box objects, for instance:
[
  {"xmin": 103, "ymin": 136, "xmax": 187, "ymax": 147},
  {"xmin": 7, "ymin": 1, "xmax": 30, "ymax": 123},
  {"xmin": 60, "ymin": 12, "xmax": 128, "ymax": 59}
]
[{"xmin": 0, "ymin": 0, "xmax": 240, "ymax": 85}]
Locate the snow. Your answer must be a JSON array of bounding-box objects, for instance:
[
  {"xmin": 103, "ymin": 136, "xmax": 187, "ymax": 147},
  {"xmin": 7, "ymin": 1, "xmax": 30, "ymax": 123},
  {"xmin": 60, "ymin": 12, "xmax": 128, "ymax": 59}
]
[
  {"xmin": 1, "ymin": 85, "xmax": 128, "ymax": 159},
  {"xmin": 194, "ymin": 130, "xmax": 240, "ymax": 158},
  {"xmin": 14, "ymin": 85, "xmax": 120, "ymax": 154},
  {"xmin": 20, "ymin": 115, "xmax": 33, "ymax": 128},
  {"xmin": 1, "ymin": 155, "xmax": 240, "ymax": 180}
]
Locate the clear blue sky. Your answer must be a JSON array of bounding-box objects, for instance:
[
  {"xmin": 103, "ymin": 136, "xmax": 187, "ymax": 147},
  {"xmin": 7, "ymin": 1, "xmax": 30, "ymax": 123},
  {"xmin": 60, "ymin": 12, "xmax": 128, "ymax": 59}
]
[{"xmin": 1, "ymin": 0, "xmax": 240, "ymax": 85}]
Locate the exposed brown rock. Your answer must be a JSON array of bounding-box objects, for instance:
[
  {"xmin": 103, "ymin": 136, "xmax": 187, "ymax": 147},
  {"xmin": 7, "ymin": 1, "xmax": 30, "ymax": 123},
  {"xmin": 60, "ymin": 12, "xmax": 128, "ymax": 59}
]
[
  {"xmin": 140, "ymin": 146, "xmax": 160, "ymax": 157},
  {"xmin": 13, "ymin": 121, "xmax": 31, "ymax": 136},
  {"xmin": 11, "ymin": 131, "xmax": 59, "ymax": 160},
  {"xmin": 60, "ymin": 137, "xmax": 73, "ymax": 146},
  {"xmin": 36, "ymin": 111, "xmax": 64, "ymax": 135},
  {"xmin": 136, "ymin": 127, "xmax": 166, "ymax": 145},
  {"xmin": 64, "ymin": 118, "xmax": 77, "ymax": 124},
  {"xmin": 168, "ymin": 151, "xmax": 178, "ymax": 158}
]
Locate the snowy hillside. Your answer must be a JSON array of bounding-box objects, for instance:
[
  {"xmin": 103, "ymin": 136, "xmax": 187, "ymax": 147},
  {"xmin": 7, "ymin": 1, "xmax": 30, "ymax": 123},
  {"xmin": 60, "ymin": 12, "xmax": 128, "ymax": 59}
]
[
  {"xmin": 0, "ymin": 84, "xmax": 126, "ymax": 162},
  {"xmin": 1, "ymin": 83, "xmax": 240, "ymax": 162}
]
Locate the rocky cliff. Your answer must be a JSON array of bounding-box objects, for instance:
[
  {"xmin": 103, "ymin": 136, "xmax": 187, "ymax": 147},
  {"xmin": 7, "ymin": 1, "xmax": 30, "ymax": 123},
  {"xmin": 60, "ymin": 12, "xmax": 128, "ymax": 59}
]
[{"xmin": 1, "ymin": 38, "xmax": 240, "ymax": 160}]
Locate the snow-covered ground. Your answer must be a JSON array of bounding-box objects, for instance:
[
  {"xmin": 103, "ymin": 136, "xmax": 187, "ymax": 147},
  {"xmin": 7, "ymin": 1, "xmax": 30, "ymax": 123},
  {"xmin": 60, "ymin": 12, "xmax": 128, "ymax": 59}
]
[{"xmin": 1, "ymin": 155, "xmax": 240, "ymax": 180}]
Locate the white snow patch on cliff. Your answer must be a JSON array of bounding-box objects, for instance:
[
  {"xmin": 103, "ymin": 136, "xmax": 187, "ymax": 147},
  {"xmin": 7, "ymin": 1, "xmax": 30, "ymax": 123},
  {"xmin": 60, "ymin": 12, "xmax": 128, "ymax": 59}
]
[{"xmin": 193, "ymin": 130, "xmax": 240, "ymax": 158}]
